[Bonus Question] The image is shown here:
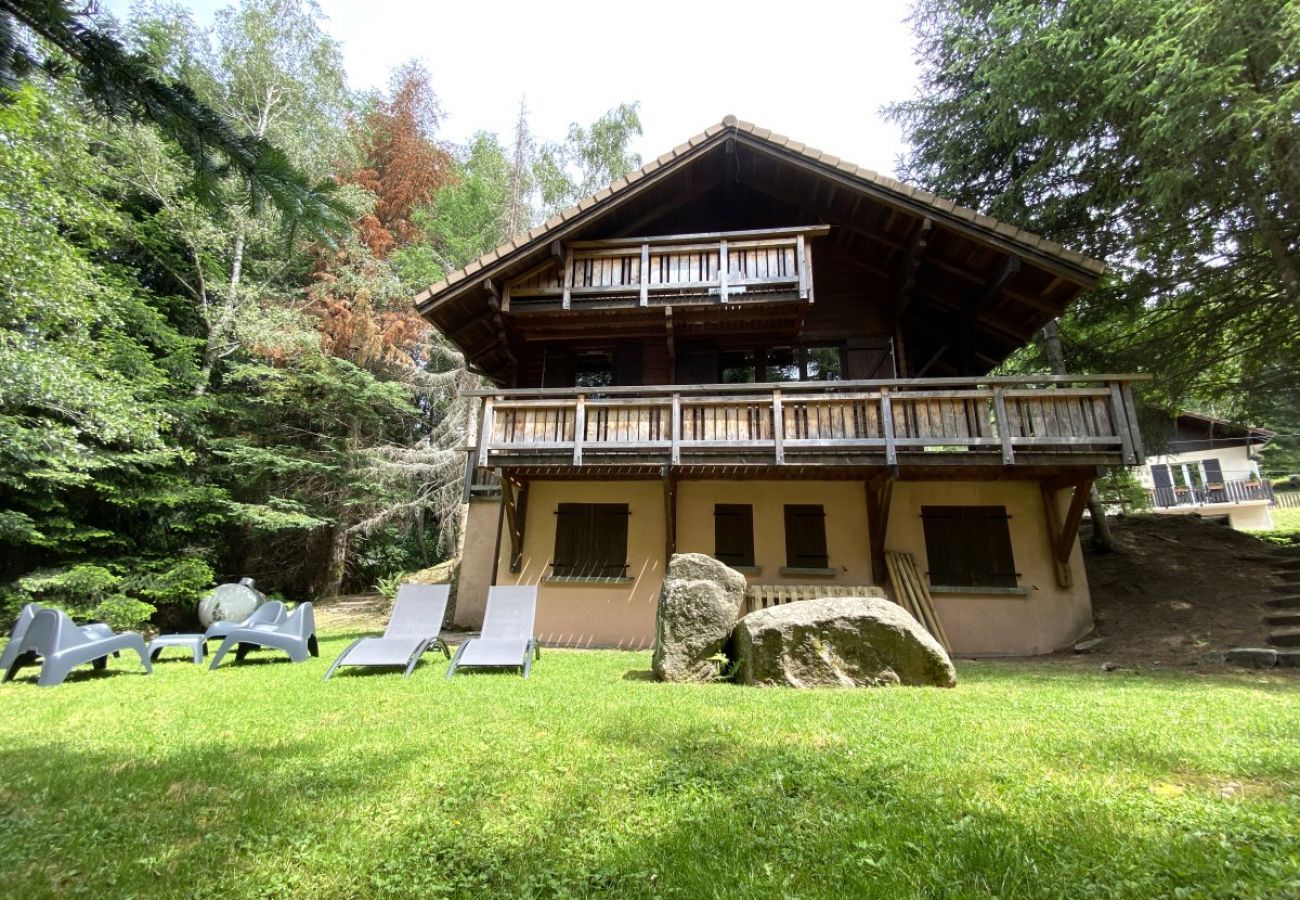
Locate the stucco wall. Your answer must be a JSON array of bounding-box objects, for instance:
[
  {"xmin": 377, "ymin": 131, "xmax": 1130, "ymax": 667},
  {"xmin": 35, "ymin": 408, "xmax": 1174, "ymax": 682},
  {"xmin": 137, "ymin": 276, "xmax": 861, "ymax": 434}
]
[
  {"xmin": 885, "ymin": 481, "xmax": 1093, "ymax": 657},
  {"xmin": 466, "ymin": 477, "xmax": 1095, "ymax": 655},
  {"xmin": 1137, "ymin": 443, "xmax": 1259, "ymax": 485},
  {"xmin": 493, "ymin": 481, "xmax": 666, "ymax": 648}
]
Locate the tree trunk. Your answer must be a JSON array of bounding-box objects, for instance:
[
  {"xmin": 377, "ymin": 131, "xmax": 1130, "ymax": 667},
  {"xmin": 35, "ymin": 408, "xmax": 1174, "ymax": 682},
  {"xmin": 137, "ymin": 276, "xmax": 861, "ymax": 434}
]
[
  {"xmin": 1041, "ymin": 320, "xmax": 1115, "ymax": 552},
  {"xmin": 318, "ymin": 525, "xmax": 348, "ymax": 599}
]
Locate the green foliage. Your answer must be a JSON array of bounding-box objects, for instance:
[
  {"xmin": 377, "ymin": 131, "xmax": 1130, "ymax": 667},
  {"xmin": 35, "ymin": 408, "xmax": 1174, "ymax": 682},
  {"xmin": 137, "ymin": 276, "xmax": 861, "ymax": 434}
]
[
  {"xmin": 8, "ymin": 564, "xmax": 154, "ymax": 629},
  {"xmin": 373, "ymin": 571, "xmax": 403, "ymax": 601},
  {"xmin": 535, "ymin": 102, "xmax": 642, "ymax": 217},
  {"xmin": 0, "ymin": 640, "xmax": 1298, "ymax": 897},
  {"xmin": 889, "ymin": 0, "xmax": 1300, "ymax": 434}
]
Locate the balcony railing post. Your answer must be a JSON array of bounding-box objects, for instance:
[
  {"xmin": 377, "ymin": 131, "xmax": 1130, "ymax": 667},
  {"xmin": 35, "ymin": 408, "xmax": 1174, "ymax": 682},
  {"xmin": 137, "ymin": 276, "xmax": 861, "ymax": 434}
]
[
  {"xmin": 639, "ymin": 243, "xmax": 649, "ymax": 307},
  {"xmin": 796, "ymin": 234, "xmax": 808, "ymax": 299},
  {"xmin": 1108, "ymin": 381, "xmax": 1135, "ymax": 464},
  {"xmin": 573, "ymin": 394, "xmax": 586, "ymax": 466},
  {"xmin": 880, "ymin": 387, "xmax": 897, "ymax": 467},
  {"xmin": 562, "ymin": 247, "xmax": 574, "ymax": 310},
  {"xmin": 671, "ymin": 393, "xmax": 681, "ymax": 464},
  {"xmin": 772, "ymin": 388, "xmax": 784, "ymax": 464},
  {"xmin": 718, "ymin": 239, "xmax": 730, "ymax": 303},
  {"xmin": 476, "ymin": 397, "xmax": 494, "ymax": 468},
  {"xmin": 992, "ymin": 386, "xmax": 1015, "ymax": 466}
]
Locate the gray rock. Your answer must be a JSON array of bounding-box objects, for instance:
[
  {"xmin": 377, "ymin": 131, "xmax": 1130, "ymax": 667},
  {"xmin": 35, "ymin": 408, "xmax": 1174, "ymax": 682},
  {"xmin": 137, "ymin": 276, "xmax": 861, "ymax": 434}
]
[
  {"xmin": 197, "ymin": 582, "xmax": 263, "ymax": 628},
  {"xmin": 1275, "ymin": 650, "xmax": 1300, "ymax": 668},
  {"xmin": 731, "ymin": 596, "xmax": 956, "ymax": 688},
  {"xmin": 1073, "ymin": 637, "xmax": 1105, "ymax": 653},
  {"xmin": 1224, "ymin": 647, "xmax": 1278, "ymax": 669},
  {"xmin": 652, "ymin": 554, "xmax": 747, "ymax": 683},
  {"xmin": 1100, "ymin": 661, "xmax": 1121, "ymax": 672}
]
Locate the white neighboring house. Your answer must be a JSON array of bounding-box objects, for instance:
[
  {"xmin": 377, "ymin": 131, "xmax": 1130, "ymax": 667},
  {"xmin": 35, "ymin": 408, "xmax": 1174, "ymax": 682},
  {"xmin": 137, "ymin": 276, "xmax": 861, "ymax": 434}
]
[{"xmin": 1136, "ymin": 412, "xmax": 1276, "ymax": 530}]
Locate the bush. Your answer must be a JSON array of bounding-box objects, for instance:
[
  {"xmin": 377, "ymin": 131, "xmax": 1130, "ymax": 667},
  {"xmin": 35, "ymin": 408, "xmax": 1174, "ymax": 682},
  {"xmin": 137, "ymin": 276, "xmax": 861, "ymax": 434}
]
[{"xmin": 7, "ymin": 564, "xmax": 155, "ymax": 630}]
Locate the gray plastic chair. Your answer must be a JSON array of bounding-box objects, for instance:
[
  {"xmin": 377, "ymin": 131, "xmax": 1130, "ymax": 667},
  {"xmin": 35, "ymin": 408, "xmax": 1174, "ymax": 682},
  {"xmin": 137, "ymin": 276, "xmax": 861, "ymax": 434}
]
[
  {"xmin": 208, "ymin": 603, "xmax": 318, "ymax": 669},
  {"xmin": 0, "ymin": 604, "xmax": 117, "ymax": 673},
  {"xmin": 3, "ymin": 608, "xmax": 151, "ymax": 687},
  {"xmin": 445, "ymin": 586, "xmax": 540, "ymax": 679},
  {"xmin": 324, "ymin": 584, "xmax": 451, "ymax": 680},
  {"xmin": 204, "ymin": 600, "xmax": 287, "ymax": 644}
]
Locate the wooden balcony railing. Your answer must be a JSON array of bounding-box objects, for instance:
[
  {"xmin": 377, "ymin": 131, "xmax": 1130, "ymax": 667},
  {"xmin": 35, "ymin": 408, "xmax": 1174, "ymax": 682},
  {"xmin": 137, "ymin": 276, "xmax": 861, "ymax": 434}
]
[
  {"xmin": 504, "ymin": 226, "xmax": 830, "ymax": 310},
  {"xmin": 468, "ymin": 375, "xmax": 1147, "ymax": 470},
  {"xmin": 1148, "ymin": 479, "xmax": 1274, "ymax": 509}
]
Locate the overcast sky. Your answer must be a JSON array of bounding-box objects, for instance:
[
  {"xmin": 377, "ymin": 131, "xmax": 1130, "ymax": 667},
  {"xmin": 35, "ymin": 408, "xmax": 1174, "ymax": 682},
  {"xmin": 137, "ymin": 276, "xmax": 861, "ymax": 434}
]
[{"xmin": 104, "ymin": 0, "xmax": 919, "ymax": 176}]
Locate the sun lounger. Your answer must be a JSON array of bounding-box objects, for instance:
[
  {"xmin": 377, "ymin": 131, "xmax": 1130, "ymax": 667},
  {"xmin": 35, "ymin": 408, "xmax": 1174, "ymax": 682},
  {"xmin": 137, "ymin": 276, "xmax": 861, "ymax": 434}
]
[
  {"xmin": 323, "ymin": 584, "xmax": 451, "ymax": 680},
  {"xmin": 445, "ymin": 586, "xmax": 539, "ymax": 679},
  {"xmin": 2, "ymin": 608, "xmax": 151, "ymax": 687},
  {"xmin": 208, "ymin": 603, "xmax": 318, "ymax": 669}
]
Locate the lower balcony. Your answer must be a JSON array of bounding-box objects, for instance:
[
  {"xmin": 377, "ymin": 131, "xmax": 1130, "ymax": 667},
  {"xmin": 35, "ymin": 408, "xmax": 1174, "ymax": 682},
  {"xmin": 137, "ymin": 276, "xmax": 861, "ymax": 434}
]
[
  {"xmin": 468, "ymin": 375, "xmax": 1146, "ymax": 474},
  {"xmin": 1148, "ymin": 480, "xmax": 1275, "ymax": 509}
]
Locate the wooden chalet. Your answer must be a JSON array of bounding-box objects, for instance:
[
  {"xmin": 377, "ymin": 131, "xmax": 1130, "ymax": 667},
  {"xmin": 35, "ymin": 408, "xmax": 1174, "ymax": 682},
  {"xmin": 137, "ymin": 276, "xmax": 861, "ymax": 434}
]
[{"xmin": 416, "ymin": 116, "xmax": 1146, "ymax": 655}]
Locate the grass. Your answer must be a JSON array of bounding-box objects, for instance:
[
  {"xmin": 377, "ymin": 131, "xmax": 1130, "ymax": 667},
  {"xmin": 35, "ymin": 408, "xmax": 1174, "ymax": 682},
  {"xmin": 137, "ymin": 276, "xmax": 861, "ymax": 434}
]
[
  {"xmin": 1, "ymin": 631, "xmax": 1298, "ymax": 899},
  {"xmin": 1268, "ymin": 504, "xmax": 1300, "ymax": 537}
]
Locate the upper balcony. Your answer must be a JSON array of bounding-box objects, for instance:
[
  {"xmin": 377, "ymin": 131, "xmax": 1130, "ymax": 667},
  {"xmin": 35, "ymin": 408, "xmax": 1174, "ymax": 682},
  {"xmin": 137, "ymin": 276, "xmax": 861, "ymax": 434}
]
[
  {"xmin": 468, "ymin": 375, "xmax": 1147, "ymax": 475},
  {"xmin": 502, "ymin": 226, "xmax": 830, "ymax": 313}
]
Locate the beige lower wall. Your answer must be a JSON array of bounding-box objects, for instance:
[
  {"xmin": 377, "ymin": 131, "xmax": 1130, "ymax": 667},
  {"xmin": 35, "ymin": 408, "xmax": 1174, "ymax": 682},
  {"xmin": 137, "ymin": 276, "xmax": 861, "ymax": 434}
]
[
  {"xmin": 453, "ymin": 499, "xmax": 502, "ymax": 629},
  {"xmin": 494, "ymin": 481, "xmax": 666, "ymax": 648},
  {"xmin": 886, "ymin": 481, "xmax": 1093, "ymax": 657},
  {"xmin": 1150, "ymin": 500, "xmax": 1274, "ymax": 531},
  {"xmin": 471, "ymin": 476, "xmax": 1095, "ymax": 655}
]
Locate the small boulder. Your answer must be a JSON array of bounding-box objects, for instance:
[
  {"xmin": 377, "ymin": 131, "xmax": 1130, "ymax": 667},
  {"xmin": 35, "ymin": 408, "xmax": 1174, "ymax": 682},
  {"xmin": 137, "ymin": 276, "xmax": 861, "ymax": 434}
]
[
  {"xmin": 731, "ymin": 596, "xmax": 956, "ymax": 688},
  {"xmin": 197, "ymin": 582, "xmax": 263, "ymax": 629},
  {"xmin": 652, "ymin": 554, "xmax": 747, "ymax": 683},
  {"xmin": 1225, "ymin": 647, "xmax": 1278, "ymax": 669},
  {"xmin": 1073, "ymin": 637, "xmax": 1105, "ymax": 654}
]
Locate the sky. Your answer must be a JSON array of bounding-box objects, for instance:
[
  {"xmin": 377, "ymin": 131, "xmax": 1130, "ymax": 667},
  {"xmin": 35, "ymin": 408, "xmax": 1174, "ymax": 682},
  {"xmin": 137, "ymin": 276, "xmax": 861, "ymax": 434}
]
[{"xmin": 103, "ymin": 0, "xmax": 920, "ymax": 176}]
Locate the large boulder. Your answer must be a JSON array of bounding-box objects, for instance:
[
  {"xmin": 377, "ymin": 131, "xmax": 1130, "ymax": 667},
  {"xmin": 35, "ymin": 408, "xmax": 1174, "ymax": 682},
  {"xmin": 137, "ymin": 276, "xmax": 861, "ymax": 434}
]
[
  {"xmin": 197, "ymin": 582, "xmax": 264, "ymax": 628},
  {"xmin": 732, "ymin": 596, "xmax": 957, "ymax": 688},
  {"xmin": 652, "ymin": 553, "xmax": 748, "ymax": 683}
]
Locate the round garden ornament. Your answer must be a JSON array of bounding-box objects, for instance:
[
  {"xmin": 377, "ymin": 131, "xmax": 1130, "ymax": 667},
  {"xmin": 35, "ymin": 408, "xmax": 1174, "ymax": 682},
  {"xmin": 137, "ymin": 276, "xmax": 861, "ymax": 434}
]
[{"xmin": 197, "ymin": 582, "xmax": 263, "ymax": 628}]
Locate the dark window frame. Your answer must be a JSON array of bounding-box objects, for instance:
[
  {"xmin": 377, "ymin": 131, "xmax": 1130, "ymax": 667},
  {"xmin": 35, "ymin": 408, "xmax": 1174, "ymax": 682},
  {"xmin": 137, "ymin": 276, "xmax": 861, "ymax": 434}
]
[
  {"xmin": 551, "ymin": 503, "xmax": 630, "ymax": 579},
  {"xmin": 920, "ymin": 505, "xmax": 1018, "ymax": 589}
]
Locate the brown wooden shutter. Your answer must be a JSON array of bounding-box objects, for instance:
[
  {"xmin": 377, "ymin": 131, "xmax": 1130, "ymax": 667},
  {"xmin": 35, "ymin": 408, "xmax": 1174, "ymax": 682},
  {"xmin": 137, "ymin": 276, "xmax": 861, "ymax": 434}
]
[
  {"xmin": 552, "ymin": 504, "xmax": 587, "ymax": 577},
  {"xmin": 552, "ymin": 503, "xmax": 628, "ymax": 578},
  {"xmin": 592, "ymin": 504, "xmax": 630, "ymax": 577},
  {"xmin": 921, "ymin": 506, "xmax": 1017, "ymax": 588},
  {"xmin": 714, "ymin": 504, "xmax": 755, "ymax": 568},
  {"xmin": 783, "ymin": 504, "xmax": 828, "ymax": 568}
]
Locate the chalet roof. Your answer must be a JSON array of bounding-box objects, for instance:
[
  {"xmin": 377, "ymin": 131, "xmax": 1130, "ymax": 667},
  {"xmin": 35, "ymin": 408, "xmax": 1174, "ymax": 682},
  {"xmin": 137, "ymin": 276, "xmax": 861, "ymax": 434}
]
[
  {"xmin": 415, "ymin": 115, "xmax": 1108, "ymax": 382},
  {"xmin": 1174, "ymin": 411, "xmax": 1275, "ymax": 444}
]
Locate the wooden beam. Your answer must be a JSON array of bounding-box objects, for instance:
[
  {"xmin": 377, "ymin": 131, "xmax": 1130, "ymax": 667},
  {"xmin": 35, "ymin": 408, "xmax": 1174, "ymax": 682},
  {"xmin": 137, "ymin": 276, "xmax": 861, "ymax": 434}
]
[
  {"xmin": 502, "ymin": 477, "xmax": 528, "ymax": 573},
  {"xmin": 865, "ymin": 474, "xmax": 894, "ymax": 584},
  {"xmin": 662, "ymin": 467, "xmax": 678, "ymax": 559},
  {"xmin": 892, "ymin": 217, "xmax": 933, "ymax": 320},
  {"xmin": 1040, "ymin": 477, "xmax": 1093, "ymax": 589},
  {"xmin": 664, "ymin": 306, "xmax": 675, "ymax": 368}
]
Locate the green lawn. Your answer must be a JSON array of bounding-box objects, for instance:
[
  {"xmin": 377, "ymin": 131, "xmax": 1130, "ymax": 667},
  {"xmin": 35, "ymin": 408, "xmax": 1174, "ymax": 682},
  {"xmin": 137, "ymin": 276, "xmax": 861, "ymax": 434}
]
[
  {"xmin": 1, "ymin": 631, "xmax": 1298, "ymax": 899},
  {"xmin": 1269, "ymin": 504, "xmax": 1300, "ymax": 537}
]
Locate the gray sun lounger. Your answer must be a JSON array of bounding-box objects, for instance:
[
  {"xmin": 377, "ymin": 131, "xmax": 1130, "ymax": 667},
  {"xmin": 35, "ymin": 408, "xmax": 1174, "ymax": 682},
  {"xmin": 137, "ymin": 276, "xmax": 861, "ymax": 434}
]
[
  {"xmin": 323, "ymin": 584, "xmax": 451, "ymax": 680},
  {"xmin": 3, "ymin": 608, "xmax": 151, "ymax": 687},
  {"xmin": 1, "ymin": 603, "xmax": 116, "ymax": 673},
  {"xmin": 445, "ymin": 586, "xmax": 540, "ymax": 679},
  {"xmin": 208, "ymin": 603, "xmax": 318, "ymax": 669},
  {"xmin": 204, "ymin": 600, "xmax": 287, "ymax": 644}
]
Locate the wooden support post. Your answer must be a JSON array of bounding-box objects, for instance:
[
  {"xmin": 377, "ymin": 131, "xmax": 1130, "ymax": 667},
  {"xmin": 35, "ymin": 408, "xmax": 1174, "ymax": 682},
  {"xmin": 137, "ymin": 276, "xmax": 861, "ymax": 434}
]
[
  {"xmin": 718, "ymin": 239, "xmax": 729, "ymax": 303},
  {"xmin": 1121, "ymin": 381, "xmax": 1144, "ymax": 462},
  {"xmin": 993, "ymin": 385, "xmax": 1014, "ymax": 466},
  {"xmin": 477, "ymin": 397, "xmax": 494, "ymax": 468},
  {"xmin": 865, "ymin": 475, "xmax": 894, "ymax": 585},
  {"xmin": 663, "ymin": 467, "xmax": 677, "ymax": 559},
  {"xmin": 502, "ymin": 477, "xmax": 528, "ymax": 574},
  {"xmin": 573, "ymin": 393, "xmax": 586, "ymax": 466},
  {"xmin": 664, "ymin": 306, "xmax": 675, "ymax": 369},
  {"xmin": 772, "ymin": 388, "xmax": 785, "ymax": 464},
  {"xmin": 639, "ymin": 242, "xmax": 649, "ymax": 307},
  {"xmin": 1040, "ymin": 478, "xmax": 1092, "ymax": 590},
  {"xmin": 880, "ymin": 388, "xmax": 897, "ymax": 467}
]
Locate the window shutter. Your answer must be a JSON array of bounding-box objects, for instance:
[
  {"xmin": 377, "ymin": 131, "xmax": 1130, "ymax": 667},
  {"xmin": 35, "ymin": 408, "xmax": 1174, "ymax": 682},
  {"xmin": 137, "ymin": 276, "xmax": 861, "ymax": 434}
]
[
  {"xmin": 972, "ymin": 507, "xmax": 1017, "ymax": 588},
  {"xmin": 714, "ymin": 504, "xmax": 755, "ymax": 567},
  {"xmin": 594, "ymin": 504, "xmax": 630, "ymax": 577},
  {"xmin": 552, "ymin": 504, "xmax": 586, "ymax": 577},
  {"xmin": 1150, "ymin": 464, "xmax": 1172, "ymax": 488},
  {"xmin": 921, "ymin": 506, "xmax": 1016, "ymax": 588},
  {"xmin": 553, "ymin": 503, "xmax": 628, "ymax": 578},
  {"xmin": 920, "ymin": 507, "xmax": 965, "ymax": 585},
  {"xmin": 784, "ymin": 505, "xmax": 828, "ymax": 568}
]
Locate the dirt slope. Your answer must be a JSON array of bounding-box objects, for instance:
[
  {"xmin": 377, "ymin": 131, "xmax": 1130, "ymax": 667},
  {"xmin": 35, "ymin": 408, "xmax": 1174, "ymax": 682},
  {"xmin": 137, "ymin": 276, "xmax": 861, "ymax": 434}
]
[{"xmin": 1071, "ymin": 514, "xmax": 1299, "ymax": 672}]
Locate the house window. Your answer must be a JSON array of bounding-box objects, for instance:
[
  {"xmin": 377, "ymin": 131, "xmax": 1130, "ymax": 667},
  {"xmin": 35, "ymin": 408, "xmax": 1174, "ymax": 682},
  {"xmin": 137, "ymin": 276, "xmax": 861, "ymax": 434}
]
[
  {"xmin": 714, "ymin": 504, "xmax": 755, "ymax": 568},
  {"xmin": 783, "ymin": 504, "xmax": 829, "ymax": 569},
  {"xmin": 574, "ymin": 353, "xmax": 613, "ymax": 388},
  {"xmin": 920, "ymin": 506, "xmax": 1017, "ymax": 589},
  {"xmin": 552, "ymin": 503, "xmax": 629, "ymax": 578}
]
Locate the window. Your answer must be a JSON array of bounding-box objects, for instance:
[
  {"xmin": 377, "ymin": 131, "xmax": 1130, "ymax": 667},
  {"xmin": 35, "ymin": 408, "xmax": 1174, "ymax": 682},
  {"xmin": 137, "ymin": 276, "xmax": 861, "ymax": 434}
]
[
  {"xmin": 714, "ymin": 504, "xmax": 755, "ymax": 568},
  {"xmin": 552, "ymin": 503, "xmax": 629, "ymax": 578},
  {"xmin": 574, "ymin": 353, "xmax": 613, "ymax": 389},
  {"xmin": 920, "ymin": 506, "xmax": 1017, "ymax": 589},
  {"xmin": 763, "ymin": 346, "xmax": 801, "ymax": 382},
  {"xmin": 804, "ymin": 345, "xmax": 843, "ymax": 381},
  {"xmin": 720, "ymin": 350, "xmax": 757, "ymax": 383},
  {"xmin": 783, "ymin": 504, "xmax": 829, "ymax": 569}
]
